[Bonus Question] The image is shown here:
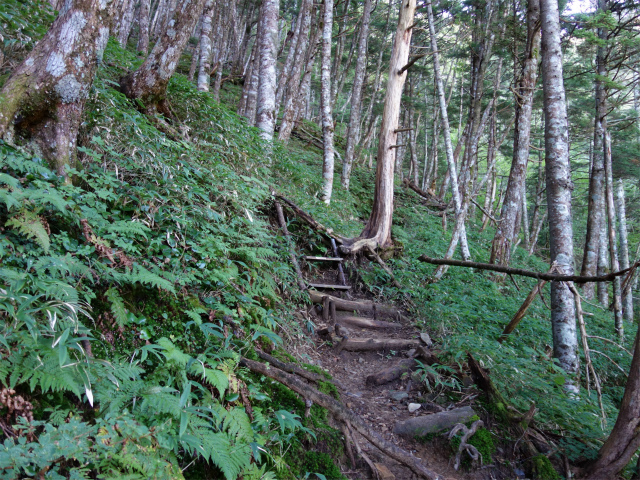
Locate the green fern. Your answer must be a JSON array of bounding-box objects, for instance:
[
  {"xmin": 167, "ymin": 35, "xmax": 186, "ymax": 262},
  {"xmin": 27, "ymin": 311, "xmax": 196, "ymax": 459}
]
[
  {"xmin": 6, "ymin": 210, "xmax": 50, "ymax": 252},
  {"xmin": 106, "ymin": 288, "xmax": 129, "ymax": 327}
]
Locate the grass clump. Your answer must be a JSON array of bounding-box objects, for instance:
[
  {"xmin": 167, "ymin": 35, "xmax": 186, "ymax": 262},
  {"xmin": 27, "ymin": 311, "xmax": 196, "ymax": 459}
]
[{"xmin": 531, "ymin": 454, "xmax": 560, "ymax": 480}]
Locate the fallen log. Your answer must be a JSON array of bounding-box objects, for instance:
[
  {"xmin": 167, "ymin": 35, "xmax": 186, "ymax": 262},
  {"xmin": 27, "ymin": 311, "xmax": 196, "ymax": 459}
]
[
  {"xmin": 239, "ymin": 358, "xmax": 444, "ymax": 480},
  {"xmin": 393, "ymin": 406, "xmax": 477, "ymax": 437},
  {"xmin": 335, "ymin": 313, "xmax": 402, "ymax": 330},
  {"xmin": 366, "ymin": 349, "xmax": 439, "ymax": 387},
  {"xmin": 402, "ymin": 179, "xmax": 448, "ymax": 210},
  {"xmin": 332, "ymin": 336, "xmax": 421, "ymax": 352},
  {"xmin": 308, "ymin": 291, "xmax": 403, "ymax": 318},
  {"xmin": 274, "ymin": 194, "xmax": 348, "ymax": 244}
]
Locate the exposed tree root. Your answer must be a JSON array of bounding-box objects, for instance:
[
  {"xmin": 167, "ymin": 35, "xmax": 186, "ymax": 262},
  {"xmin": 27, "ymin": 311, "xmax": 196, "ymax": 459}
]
[
  {"xmin": 449, "ymin": 419, "xmax": 484, "ymax": 470},
  {"xmin": 240, "ymin": 357, "xmax": 444, "ymax": 480},
  {"xmin": 254, "ymin": 350, "xmax": 347, "ymax": 390}
]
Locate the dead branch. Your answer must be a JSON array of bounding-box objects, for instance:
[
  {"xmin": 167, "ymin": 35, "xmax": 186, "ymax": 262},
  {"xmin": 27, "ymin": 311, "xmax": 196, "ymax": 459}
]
[
  {"xmin": 402, "ymin": 178, "xmax": 447, "ymax": 210},
  {"xmin": 274, "ymin": 194, "xmax": 348, "ymax": 244},
  {"xmin": 274, "ymin": 199, "xmax": 307, "ymax": 290},
  {"xmin": 239, "ymin": 358, "xmax": 444, "ymax": 479},
  {"xmin": 419, "ymin": 256, "xmax": 640, "ymax": 284},
  {"xmin": 366, "ymin": 246, "xmax": 403, "ymax": 289},
  {"xmin": 499, "ymin": 279, "xmax": 547, "ymax": 342}
]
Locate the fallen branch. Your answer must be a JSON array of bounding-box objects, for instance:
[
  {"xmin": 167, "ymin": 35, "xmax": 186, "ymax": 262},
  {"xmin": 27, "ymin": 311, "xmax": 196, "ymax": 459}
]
[
  {"xmin": 499, "ymin": 279, "xmax": 547, "ymax": 342},
  {"xmin": 419, "ymin": 256, "xmax": 640, "ymax": 284},
  {"xmin": 274, "ymin": 194, "xmax": 348, "ymax": 244},
  {"xmin": 469, "ymin": 197, "xmax": 499, "ymax": 226},
  {"xmin": 274, "ymin": 199, "xmax": 307, "ymax": 291},
  {"xmin": 254, "ymin": 350, "xmax": 347, "ymax": 391},
  {"xmin": 239, "ymin": 358, "xmax": 444, "ymax": 479},
  {"xmin": 402, "ymin": 179, "xmax": 447, "ymax": 210},
  {"xmin": 366, "ymin": 246, "xmax": 403, "ymax": 289}
]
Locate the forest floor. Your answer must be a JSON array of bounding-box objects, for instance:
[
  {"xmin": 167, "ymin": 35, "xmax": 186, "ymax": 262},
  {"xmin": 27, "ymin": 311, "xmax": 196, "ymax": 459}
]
[{"xmin": 286, "ymin": 246, "xmax": 516, "ymax": 480}]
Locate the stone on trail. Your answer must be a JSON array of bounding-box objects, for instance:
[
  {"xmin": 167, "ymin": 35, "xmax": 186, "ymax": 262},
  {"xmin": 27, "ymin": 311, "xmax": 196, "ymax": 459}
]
[
  {"xmin": 393, "ymin": 406, "xmax": 477, "ymax": 437},
  {"xmin": 388, "ymin": 390, "xmax": 409, "ymax": 401},
  {"xmin": 420, "ymin": 332, "xmax": 433, "ymax": 347},
  {"xmin": 408, "ymin": 402, "xmax": 421, "ymax": 413}
]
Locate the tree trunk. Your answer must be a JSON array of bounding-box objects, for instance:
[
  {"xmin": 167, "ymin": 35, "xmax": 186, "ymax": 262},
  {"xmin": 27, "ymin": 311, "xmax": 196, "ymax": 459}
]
[
  {"xmin": 117, "ymin": 0, "xmax": 136, "ymax": 46},
  {"xmin": 341, "ymin": 0, "xmax": 373, "ymax": 189},
  {"xmin": 255, "ymin": 0, "xmax": 280, "ymax": 141},
  {"xmin": 584, "ymin": 320, "xmax": 640, "ymax": 479},
  {"xmin": 490, "ymin": 0, "xmax": 540, "ymax": 266},
  {"xmin": 604, "ymin": 130, "xmax": 623, "ymax": 338},
  {"xmin": 581, "ymin": 11, "xmax": 607, "ymax": 300},
  {"xmin": 342, "ymin": 0, "xmax": 416, "ymax": 254},
  {"xmin": 320, "ymin": 0, "xmax": 335, "ymax": 204},
  {"xmin": 0, "ymin": 0, "xmax": 113, "ymax": 179},
  {"xmin": 238, "ymin": 20, "xmax": 260, "ymax": 121},
  {"xmin": 120, "ymin": 0, "xmax": 205, "ymax": 114},
  {"xmin": 137, "ymin": 0, "xmax": 151, "ymax": 53},
  {"xmin": 540, "ymin": 0, "xmax": 579, "ymax": 381},
  {"xmin": 212, "ymin": 0, "xmax": 235, "ymax": 101},
  {"xmin": 617, "ymin": 179, "xmax": 633, "ymax": 322},
  {"xmin": 197, "ymin": 0, "xmax": 216, "ymax": 92},
  {"xmin": 426, "ymin": 0, "xmax": 471, "ymax": 278},
  {"xmin": 278, "ymin": 0, "xmax": 314, "ymax": 142},
  {"xmin": 330, "ymin": 0, "xmax": 350, "ymax": 105}
]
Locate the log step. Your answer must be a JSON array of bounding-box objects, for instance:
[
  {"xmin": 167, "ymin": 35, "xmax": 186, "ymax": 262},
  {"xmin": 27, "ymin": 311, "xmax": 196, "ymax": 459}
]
[
  {"xmin": 335, "ymin": 314, "xmax": 402, "ymax": 330},
  {"xmin": 309, "ymin": 283, "xmax": 351, "ymax": 290},
  {"xmin": 304, "ymin": 256, "xmax": 343, "ymax": 262},
  {"xmin": 333, "ymin": 336, "xmax": 421, "ymax": 352},
  {"xmin": 308, "ymin": 291, "xmax": 403, "ymax": 317}
]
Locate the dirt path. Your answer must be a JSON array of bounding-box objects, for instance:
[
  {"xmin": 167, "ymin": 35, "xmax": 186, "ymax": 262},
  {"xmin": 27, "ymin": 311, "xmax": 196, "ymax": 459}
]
[{"xmin": 296, "ymin": 257, "xmax": 483, "ymax": 480}]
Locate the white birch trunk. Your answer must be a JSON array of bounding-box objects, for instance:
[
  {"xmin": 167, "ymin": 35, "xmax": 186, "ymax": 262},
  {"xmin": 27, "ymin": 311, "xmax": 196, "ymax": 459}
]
[
  {"xmin": 617, "ymin": 179, "xmax": 633, "ymax": 322},
  {"xmin": 341, "ymin": 0, "xmax": 373, "ymax": 189},
  {"xmin": 255, "ymin": 0, "xmax": 280, "ymax": 141},
  {"xmin": 540, "ymin": 0, "xmax": 579, "ymax": 380},
  {"xmin": 320, "ymin": 0, "xmax": 335, "ymax": 204},
  {"xmin": 137, "ymin": 0, "xmax": 151, "ymax": 53},
  {"xmin": 197, "ymin": 0, "xmax": 216, "ymax": 92},
  {"xmin": 117, "ymin": 0, "xmax": 136, "ymax": 46},
  {"xmin": 426, "ymin": 0, "xmax": 471, "ymax": 279}
]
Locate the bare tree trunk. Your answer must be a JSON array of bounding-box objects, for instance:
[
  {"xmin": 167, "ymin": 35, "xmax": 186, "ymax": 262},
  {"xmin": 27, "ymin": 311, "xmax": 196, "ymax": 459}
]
[
  {"xmin": 320, "ymin": 0, "xmax": 335, "ymax": 204},
  {"xmin": 426, "ymin": 0, "xmax": 471, "ymax": 278},
  {"xmin": 342, "ymin": 0, "xmax": 416, "ymax": 254},
  {"xmin": 597, "ymin": 193, "xmax": 610, "ymax": 304},
  {"xmin": 117, "ymin": 0, "xmax": 136, "ymax": 46},
  {"xmin": 255, "ymin": 0, "xmax": 280, "ymax": 141},
  {"xmin": 341, "ymin": 0, "xmax": 373, "ymax": 189},
  {"xmin": 238, "ymin": 36, "xmax": 259, "ymax": 120},
  {"xmin": 585, "ymin": 319, "xmax": 640, "ymax": 479},
  {"xmin": 489, "ymin": 0, "xmax": 540, "ymax": 266},
  {"xmin": 212, "ymin": 0, "xmax": 235, "ymax": 101},
  {"xmin": 581, "ymin": 17, "xmax": 608, "ymax": 300},
  {"xmin": 197, "ymin": 0, "xmax": 216, "ymax": 92},
  {"xmin": 278, "ymin": 0, "xmax": 314, "ymax": 142},
  {"xmin": 331, "ymin": 0, "xmax": 351, "ymax": 106},
  {"xmin": 121, "ymin": 0, "xmax": 206, "ymax": 114},
  {"xmin": 604, "ymin": 131, "xmax": 623, "ymax": 338},
  {"xmin": 617, "ymin": 179, "xmax": 633, "ymax": 322},
  {"xmin": 540, "ymin": 0, "xmax": 578, "ymax": 381},
  {"xmin": 276, "ymin": 0, "xmax": 312, "ymax": 114},
  {"xmin": 137, "ymin": 0, "xmax": 151, "ymax": 53},
  {"xmin": 0, "ymin": 0, "xmax": 113, "ymax": 179}
]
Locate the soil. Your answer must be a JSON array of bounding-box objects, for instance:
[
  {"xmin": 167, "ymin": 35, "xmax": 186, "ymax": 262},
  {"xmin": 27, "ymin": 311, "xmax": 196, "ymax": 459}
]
[{"xmin": 290, "ymin": 252, "xmax": 522, "ymax": 480}]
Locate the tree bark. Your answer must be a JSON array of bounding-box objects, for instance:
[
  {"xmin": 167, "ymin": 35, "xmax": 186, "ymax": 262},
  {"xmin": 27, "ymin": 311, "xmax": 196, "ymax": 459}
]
[
  {"xmin": 426, "ymin": 0, "xmax": 471, "ymax": 278},
  {"xmin": 0, "ymin": 0, "xmax": 113, "ymax": 179},
  {"xmin": 120, "ymin": 0, "xmax": 205, "ymax": 114},
  {"xmin": 117, "ymin": 0, "xmax": 136, "ymax": 46},
  {"xmin": 320, "ymin": 0, "xmax": 335, "ymax": 204},
  {"xmin": 340, "ymin": 0, "xmax": 373, "ymax": 189},
  {"xmin": 255, "ymin": 0, "xmax": 280, "ymax": 141},
  {"xmin": 197, "ymin": 0, "xmax": 216, "ymax": 92},
  {"xmin": 137, "ymin": 0, "xmax": 151, "ymax": 53},
  {"xmin": 238, "ymin": 25, "xmax": 260, "ymax": 121},
  {"xmin": 617, "ymin": 179, "xmax": 633, "ymax": 322},
  {"xmin": 342, "ymin": 0, "xmax": 416, "ymax": 254},
  {"xmin": 604, "ymin": 130, "xmax": 623, "ymax": 338},
  {"xmin": 540, "ymin": 0, "xmax": 579, "ymax": 381},
  {"xmin": 490, "ymin": 0, "xmax": 541, "ymax": 266},
  {"xmin": 582, "ymin": 7, "xmax": 608, "ymax": 300}
]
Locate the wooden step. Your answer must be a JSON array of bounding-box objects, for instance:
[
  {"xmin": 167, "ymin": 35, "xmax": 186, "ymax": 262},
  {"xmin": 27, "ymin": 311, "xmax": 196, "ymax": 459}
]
[
  {"xmin": 304, "ymin": 256, "xmax": 343, "ymax": 262},
  {"xmin": 309, "ymin": 283, "xmax": 351, "ymax": 290},
  {"xmin": 334, "ymin": 336, "xmax": 420, "ymax": 352},
  {"xmin": 335, "ymin": 313, "xmax": 401, "ymax": 330}
]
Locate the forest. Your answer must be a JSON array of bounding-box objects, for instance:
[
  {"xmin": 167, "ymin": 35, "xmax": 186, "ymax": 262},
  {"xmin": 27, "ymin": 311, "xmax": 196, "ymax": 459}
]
[{"xmin": 0, "ymin": 0, "xmax": 639, "ymax": 478}]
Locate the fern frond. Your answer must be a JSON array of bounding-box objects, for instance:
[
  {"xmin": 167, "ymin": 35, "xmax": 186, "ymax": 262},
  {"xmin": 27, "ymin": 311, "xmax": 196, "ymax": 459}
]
[
  {"xmin": 106, "ymin": 288, "xmax": 129, "ymax": 327},
  {"xmin": 6, "ymin": 210, "xmax": 50, "ymax": 252}
]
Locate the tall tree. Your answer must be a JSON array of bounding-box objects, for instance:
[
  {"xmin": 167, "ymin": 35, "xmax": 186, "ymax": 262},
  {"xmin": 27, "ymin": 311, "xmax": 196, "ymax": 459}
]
[
  {"xmin": 340, "ymin": 0, "xmax": 373, "ymax": 189},
  {"xmin": 343, "ymin": 0, "xmax": 416, "ymax": 254},
  {"xmin": 120, "ymin": 0, "xmax": 206, "ymax": 114},
  {"xmin": 255, "ymin": 0, "xmax": 280, "ymax": 141},
  {"xmin": 137, "ymin": 0, "xmax": 151, "ymax": 53},
  {"xmin": 617, "ymin": 179, "xmax": 633, "ymax": 322},
  {"xmin": 197, "ymin": 0, "xmax": 216, "ymax": 92},
  {"xmin": 320, "ymin": 0, "xmax": 335, "ymax": 204},
  {"xmin": 540, "ymin": 0, "xmax": 579, "ymax": 380},
  {"xmin": 0, "ymin": 0, "xmax": 114, "ymax": 179},
  {"xmin": 490, "ymin": 0, "xmax": 541, "ymax": 267}
]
